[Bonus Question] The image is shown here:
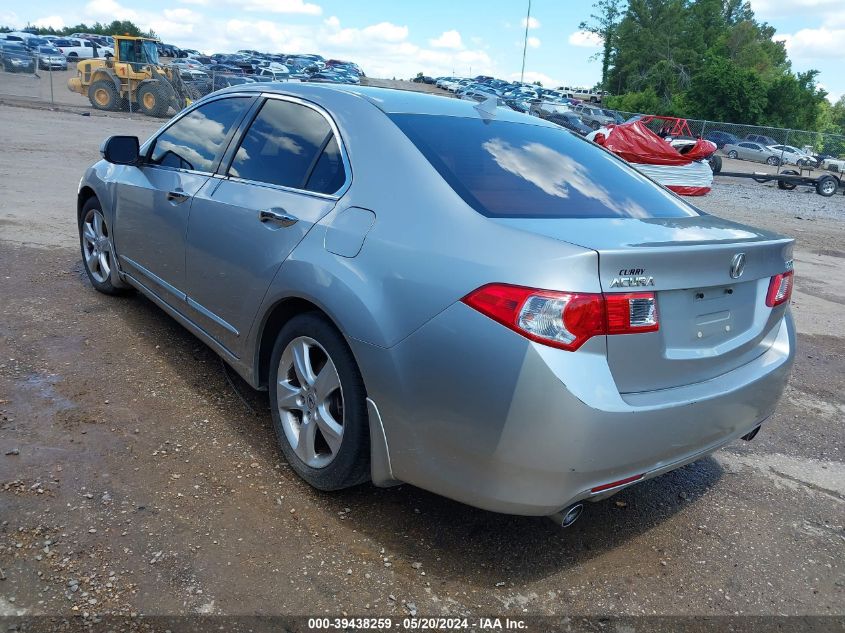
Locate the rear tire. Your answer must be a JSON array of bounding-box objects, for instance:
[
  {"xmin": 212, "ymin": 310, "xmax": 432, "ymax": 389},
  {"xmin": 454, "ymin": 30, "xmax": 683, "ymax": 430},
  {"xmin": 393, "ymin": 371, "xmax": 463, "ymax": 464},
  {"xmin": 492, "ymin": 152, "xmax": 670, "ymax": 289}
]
[
  {"xmin": 708, "ymin": 154, "xmax": 722, "ymax": 174},
  {"xmin": 88, "ymin": 79, "xmax": 119, "ymax": 111},
  {"xmin": 816, "ymin": 175, "xmax": 838, "ymax": 197},
  {"xmin": 268, "ymin": 313, "xmax": 370, "ymax": 491},
  {"xmin": 137, "ymin": 82, "xmax": 170, "ymax": 118}
]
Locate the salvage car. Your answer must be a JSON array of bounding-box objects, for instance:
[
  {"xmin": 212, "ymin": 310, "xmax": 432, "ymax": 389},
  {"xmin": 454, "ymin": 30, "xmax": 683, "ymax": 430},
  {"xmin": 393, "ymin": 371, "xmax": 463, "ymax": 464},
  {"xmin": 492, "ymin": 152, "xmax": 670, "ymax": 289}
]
[
  {"xmin": 722, "ymin": 141, "xmax": 782, "ymax": 166},
  {"xmin": 37, "ymin": 45, "xmax": 69, "ymax": 70},
  {"xmin": 574, "ymin": 103, "xmax": 615, "ymax": 130},
  {"xmin": 0, "ymin": 41, "xmax": 36, "ymax": 73},
  {"xmin": 75, "ymin": 85, "xmax": 795, "ymax": 524}
]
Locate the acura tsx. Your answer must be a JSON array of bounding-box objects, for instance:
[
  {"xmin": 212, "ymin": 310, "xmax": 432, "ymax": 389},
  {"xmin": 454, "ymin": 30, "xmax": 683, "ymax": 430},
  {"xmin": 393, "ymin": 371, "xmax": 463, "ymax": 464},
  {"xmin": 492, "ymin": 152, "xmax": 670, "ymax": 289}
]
[{"xmin": 76, "ymin": 84, "xmax": 795, "ymax": 524}]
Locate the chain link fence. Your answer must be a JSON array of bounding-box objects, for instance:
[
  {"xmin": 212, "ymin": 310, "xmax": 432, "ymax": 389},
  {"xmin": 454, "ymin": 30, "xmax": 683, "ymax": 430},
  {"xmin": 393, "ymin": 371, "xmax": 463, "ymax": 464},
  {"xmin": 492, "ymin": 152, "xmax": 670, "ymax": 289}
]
[
  {"xmin": 3, "ymin": 52, "xmax": 845, "ymax": 183},
  {"xmin": 0, "ymin": 50, "xmax": 65, "ymax": 103},
  {"xmin": 0, "ymin": 51, "xmax": 297, "ymax": 115},
  {"xmin": 611, "ymin": 110, "xmax": 845, "ymax": 176}
]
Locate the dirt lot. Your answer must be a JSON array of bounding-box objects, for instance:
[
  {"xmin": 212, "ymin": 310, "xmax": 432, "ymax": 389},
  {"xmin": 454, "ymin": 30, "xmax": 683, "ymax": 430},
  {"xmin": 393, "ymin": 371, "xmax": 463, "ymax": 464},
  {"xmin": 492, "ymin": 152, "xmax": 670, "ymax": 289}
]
[{"xmin": 0, "ymin": 102, "xmax": 843, "ymax": 627}]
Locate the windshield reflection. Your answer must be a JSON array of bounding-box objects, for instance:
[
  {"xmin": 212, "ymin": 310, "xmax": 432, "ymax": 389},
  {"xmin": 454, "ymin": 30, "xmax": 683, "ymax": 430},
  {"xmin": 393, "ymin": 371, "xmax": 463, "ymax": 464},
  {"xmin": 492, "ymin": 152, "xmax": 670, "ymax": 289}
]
[{"xmin": 482, "ymin": 138, "xmax": 649, "ymax": 218}]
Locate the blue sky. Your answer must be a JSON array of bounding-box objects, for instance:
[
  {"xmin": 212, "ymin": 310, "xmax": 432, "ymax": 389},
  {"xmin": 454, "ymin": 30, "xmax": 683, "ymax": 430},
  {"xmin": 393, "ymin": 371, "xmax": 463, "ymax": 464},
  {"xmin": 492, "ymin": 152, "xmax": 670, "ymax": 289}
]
[{"xmin": 2, "ymin": 0, "xmax": 841, "ymax": 100}]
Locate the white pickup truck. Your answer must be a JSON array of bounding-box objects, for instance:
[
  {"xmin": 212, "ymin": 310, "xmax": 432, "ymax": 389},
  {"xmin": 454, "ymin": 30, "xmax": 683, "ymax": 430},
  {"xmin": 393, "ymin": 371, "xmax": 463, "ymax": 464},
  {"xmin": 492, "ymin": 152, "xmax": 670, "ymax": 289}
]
[
  {"xmin": 558, "ymin": 86, "xmax": 605, "ymax": 103},
  {"xmin": 53, "ymin": 37, "xmax": 113, "ymax": 61}
]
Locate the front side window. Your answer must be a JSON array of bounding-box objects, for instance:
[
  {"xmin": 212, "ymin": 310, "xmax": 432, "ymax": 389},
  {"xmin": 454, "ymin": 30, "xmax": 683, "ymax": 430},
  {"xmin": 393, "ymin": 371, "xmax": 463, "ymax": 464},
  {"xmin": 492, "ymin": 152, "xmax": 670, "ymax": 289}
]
[
  {"xmin": 228, "ymin": 99, "xmax": 338, "ymax": 192},
  {"xmin": 391, "ymin": 113, "xmax": 700, "ymax": 219},
  {"xmin": 149, "ymin": 97, "xmax": 251, "ymax": 172}
]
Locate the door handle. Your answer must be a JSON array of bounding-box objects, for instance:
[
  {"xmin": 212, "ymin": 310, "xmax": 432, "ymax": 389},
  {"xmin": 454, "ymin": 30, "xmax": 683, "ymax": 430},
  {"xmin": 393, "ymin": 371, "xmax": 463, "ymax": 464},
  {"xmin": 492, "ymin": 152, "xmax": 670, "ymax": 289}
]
[
  {"xmin": 259, "ymin": 208, "xmax": 298, "ymax": 227},
  {"xmin": 167, "ymin": 189, "xmax": 190, "ymax": 203}
]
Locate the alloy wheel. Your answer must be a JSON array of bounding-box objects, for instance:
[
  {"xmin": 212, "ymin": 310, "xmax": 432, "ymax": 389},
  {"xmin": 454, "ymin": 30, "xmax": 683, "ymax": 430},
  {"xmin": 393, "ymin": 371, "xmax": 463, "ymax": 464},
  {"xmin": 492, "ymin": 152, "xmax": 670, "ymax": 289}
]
[
  {"xmin": 276, "ymin": 336, "xmax": 344, "ymax": 469},
  {"xmin": 821, "ymin": 179, "xmax": 836, "ymax": 195},
  {"xmin": 81, "ymin": 208, "xmax": 112, "ymax": 284}
]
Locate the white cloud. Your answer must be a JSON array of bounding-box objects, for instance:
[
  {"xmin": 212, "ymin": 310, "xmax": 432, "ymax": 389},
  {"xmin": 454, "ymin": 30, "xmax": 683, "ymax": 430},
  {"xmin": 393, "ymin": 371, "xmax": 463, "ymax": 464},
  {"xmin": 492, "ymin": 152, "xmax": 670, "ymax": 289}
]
[
  {"xmin": 4, "ymin": 5, "xmax": 495, "ymax": 81},
  {"xmin": 775, "ymin": 27, "xmax": 845, "ymax": 60},
  {"xmin": 568, "ymin": 30, "xmax": 603, "ymax": 47},
  {"xmin": 522, "ymin": 16, "xmax": 541, "ymax": 29},
  {"xmin": 85, "ymin": 0, "xmax": 139, "ymax": 22},
  {"xmin": 33, "ymin": 15, "xmax": 66, "ymax": 29},
  {"xmin": 527, "ymin": 36, "xmax": 540, "ymax": 49},
  {"xmin": 237, "ymin": 0, "xmax": 322, "ymax": 15},
  {"xmin": 749, "ymin": 0, "xmax": 841, "ymax": 19},
  {"xmin": 0, "ymin": 10, "xmax": 19, "ymax": 25},
  {"xmin": 430, "ymin": 30, "xmax": 463, "ymax": 50}
]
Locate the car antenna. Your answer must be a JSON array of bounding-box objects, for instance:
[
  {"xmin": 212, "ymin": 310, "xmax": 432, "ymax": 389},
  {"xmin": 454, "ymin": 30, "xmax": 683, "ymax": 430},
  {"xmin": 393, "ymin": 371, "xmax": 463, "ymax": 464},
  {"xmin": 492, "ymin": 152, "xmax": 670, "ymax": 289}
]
[{"xmin": 474, "ymin": 95, "xmax": 498, "ymax": 119}]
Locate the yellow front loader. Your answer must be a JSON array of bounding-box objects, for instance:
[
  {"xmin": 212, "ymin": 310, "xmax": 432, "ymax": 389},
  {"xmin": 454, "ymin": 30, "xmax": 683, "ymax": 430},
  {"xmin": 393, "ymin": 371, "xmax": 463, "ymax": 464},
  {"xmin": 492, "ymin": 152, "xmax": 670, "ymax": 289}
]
[{"xmin": 68, "ymin": 35, "xmax": 193, "ymax": 117}]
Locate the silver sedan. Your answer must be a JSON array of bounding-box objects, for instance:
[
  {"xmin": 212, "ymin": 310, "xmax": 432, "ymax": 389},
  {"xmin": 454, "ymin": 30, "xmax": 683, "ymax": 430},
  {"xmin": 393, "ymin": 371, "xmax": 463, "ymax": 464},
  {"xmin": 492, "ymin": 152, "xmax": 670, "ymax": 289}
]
[
  {"xmin": 722, "ymin": 141, "xmax": 782, "ymax": 166},
  {"xmin": 76, "ymin": 84, "xmax": 795, "ymax": 524}
]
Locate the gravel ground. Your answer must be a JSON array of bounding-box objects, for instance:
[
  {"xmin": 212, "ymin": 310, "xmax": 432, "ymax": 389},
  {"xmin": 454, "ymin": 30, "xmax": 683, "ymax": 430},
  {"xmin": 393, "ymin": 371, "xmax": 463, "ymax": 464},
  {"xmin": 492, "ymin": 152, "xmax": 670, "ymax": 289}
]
[{"xmin": 0, "ymin": 103, "xmax": 843, "ymax": 628}]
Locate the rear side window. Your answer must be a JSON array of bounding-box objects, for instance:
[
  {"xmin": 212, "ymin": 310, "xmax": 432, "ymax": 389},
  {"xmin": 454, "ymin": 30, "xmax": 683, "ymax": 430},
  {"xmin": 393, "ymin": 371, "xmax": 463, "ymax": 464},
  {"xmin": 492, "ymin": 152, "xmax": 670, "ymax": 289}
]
[
  {"xmin": 305, "ymin": 136, "xmax": 345, "ymax": 194},
  {"xmin": 390, "ymin": 113, "xmax": 700, "ymax": 219},
  {"xmin": 149, "ymin": 97, "xmax": 251, "ymax": 172},
  {"xmin": 228, "ymin": 99, "xmax": 336, "ymax": 191}
]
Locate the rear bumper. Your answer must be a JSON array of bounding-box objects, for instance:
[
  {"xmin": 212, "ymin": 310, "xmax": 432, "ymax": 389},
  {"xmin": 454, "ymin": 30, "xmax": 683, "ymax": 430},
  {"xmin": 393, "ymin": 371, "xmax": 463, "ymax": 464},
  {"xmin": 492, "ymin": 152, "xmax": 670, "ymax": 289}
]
[{"xmin": 354, "ymin": 304, "xmax": 795, "ymax": 516}]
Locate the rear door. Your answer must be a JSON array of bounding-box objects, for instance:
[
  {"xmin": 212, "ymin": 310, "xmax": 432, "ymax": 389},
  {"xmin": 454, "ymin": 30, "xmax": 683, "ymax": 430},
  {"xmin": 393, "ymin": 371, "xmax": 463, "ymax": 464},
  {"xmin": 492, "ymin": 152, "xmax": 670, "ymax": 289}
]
[
  {"xmin": 113, "ymin": 96, "xmax": 253, "ymax": 306},
  {"xmin": 184, "ymin": 95, "xmax": 349, "ymax": 355}
]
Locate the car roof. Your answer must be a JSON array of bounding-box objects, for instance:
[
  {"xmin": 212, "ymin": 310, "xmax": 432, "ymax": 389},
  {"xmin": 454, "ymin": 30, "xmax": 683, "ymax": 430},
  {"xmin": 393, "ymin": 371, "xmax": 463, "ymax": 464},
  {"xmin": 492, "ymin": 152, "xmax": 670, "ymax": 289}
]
[{"xmin": 210, "ymin": 83, "xmax": 558, "ymax": 125}]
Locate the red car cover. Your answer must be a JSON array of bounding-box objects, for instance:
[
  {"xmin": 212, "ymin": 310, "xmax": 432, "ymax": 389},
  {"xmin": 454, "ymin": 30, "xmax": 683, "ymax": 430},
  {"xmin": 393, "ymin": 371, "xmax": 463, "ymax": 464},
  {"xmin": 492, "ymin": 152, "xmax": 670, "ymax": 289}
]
[{"xmin": 592, "ymin": 121, "xmax": 717, "ymax": 195}]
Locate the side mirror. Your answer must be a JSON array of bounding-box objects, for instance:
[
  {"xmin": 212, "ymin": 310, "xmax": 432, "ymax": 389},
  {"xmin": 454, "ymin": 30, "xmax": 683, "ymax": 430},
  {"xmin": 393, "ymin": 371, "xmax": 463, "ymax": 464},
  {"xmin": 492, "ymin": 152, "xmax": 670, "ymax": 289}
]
[{"xmin": 101, "ymin": 135, "xmax": 140, "ymax": 165}]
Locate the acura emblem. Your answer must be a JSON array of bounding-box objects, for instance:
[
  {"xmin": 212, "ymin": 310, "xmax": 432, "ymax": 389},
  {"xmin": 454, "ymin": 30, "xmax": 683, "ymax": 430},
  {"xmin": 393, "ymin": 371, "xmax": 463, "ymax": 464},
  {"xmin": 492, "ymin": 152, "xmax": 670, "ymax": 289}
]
[{"xmin": 730, "ymin": 253, "xmax": 746, "ymax": 279}]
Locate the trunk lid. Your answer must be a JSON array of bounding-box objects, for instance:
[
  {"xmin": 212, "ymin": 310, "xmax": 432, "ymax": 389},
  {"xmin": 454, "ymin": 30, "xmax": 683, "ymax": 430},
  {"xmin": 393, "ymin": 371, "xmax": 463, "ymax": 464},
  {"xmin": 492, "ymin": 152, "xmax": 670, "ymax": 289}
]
[{"xmin": 496, "ymin": 215, "xmax": 794, "ymax": 392}]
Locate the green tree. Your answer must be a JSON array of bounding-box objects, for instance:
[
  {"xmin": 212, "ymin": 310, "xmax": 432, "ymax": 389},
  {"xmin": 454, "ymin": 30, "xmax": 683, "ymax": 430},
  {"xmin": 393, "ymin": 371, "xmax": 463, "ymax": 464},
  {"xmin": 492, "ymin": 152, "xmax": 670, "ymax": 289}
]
[
  {"xmin": 596, "ymin": 0, "xmax": 828, "ymax": 130},
  {"xmin": 687, "ymin": 56, "xmax": 767, "ymax": 123},
  {"xmin": 578, "ymin": 0, "xmax": 626, "ymax": 91}
]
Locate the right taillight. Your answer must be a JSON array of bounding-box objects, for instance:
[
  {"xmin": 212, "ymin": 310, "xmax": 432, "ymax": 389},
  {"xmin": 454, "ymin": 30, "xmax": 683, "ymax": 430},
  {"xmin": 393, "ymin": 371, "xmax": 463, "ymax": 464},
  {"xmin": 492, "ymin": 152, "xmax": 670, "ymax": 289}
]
[
  {"xmin": 765, "ymin": 270, "xmax": 794, "ymax": 307},
  {"xmin": 461, "ymin": 284, "xmax": 659, "ymax": 351}
]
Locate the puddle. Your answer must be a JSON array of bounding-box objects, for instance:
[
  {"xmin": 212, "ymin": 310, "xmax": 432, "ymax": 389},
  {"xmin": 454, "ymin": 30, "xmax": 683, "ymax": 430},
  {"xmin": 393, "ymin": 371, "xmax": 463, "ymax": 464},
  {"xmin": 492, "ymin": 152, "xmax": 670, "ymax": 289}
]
[
  {"xmin": 717, "ymin": 451, "xmax": 845, "ymax": 502},
  {"xmin": 23, "ymin": 373, "xmax": 76, "ymax": 413}
]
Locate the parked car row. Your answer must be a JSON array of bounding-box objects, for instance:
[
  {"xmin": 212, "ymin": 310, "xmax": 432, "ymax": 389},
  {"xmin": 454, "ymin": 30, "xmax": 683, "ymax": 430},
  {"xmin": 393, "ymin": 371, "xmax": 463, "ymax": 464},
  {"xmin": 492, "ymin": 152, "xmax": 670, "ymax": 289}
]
[
  {"xmin": 428, "ymin": 75, "xmax": 623, "ymax": 136},
  {"xmin": 166, "ymin": 49, "xmax": 364, "ymax": 85},
  {"xmin": 1, "ymin": 32, "xmax": 113, "ymax": 62},
  {"xmin": 162, "ymin": 51, "xmax": 367, "ymax": 99},
  {"xmin": 0, "ymin": 40, "xmax": 36, "ymax": 73}
]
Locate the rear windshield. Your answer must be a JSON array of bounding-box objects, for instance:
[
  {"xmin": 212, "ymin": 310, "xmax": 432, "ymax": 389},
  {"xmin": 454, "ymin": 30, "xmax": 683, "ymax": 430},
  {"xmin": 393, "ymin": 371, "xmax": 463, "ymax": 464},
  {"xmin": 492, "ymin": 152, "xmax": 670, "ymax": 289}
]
[{"xmin": 390, "ymin": 114, "xmax": 700, "ymax": 219}]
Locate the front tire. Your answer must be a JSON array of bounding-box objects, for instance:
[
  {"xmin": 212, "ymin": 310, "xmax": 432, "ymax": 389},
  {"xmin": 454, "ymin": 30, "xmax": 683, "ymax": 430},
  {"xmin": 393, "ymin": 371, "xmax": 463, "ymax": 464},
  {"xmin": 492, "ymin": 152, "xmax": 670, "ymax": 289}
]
[
  {"xmin": 88, "ymin": 79, "xmax": 119, "ymax": 111},
  {"xmin": 766, "ymin": 156, "xmax": 781, "ymax": 166},
  {"xmin": 137, "ymin": 82, "xmax": 170, "ymax": 118},
  {"xmin": 269, "ymin": 313, "xmax": 370, "ymax": 491},
  {"xmin": 79, "ymin": 198, "xmax": 129, "ymax": 295},
  {"xmin": 727, "ymin": 150, "xmax": 738, "ymax": 159}
]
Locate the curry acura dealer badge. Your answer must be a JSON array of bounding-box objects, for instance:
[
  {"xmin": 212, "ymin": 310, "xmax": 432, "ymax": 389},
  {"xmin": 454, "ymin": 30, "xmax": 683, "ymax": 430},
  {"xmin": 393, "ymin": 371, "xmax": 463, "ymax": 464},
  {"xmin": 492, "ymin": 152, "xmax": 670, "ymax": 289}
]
[
  {"xmin": 609, "ymin": 268, "xmax": 655, "ymax": 288},
  {"xmin": 730, "ymin": 252, "xmax": 747, "ymax": 279}
]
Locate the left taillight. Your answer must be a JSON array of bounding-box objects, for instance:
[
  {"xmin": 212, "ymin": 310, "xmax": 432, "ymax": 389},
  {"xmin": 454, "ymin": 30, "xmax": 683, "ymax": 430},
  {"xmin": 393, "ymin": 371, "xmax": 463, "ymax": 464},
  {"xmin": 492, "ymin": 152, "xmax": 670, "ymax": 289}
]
[
  {"xmin": 461, "ymin": 283, "xmax": 659, "ymax": 352},
  {"xmin": 765, "ymin": 270, "xmax": 794, "ymax": 307}
]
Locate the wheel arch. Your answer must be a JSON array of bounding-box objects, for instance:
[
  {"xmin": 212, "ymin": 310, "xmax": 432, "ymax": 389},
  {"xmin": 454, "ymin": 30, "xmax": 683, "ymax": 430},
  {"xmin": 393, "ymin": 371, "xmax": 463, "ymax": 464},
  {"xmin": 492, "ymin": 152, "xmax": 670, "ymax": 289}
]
[
  {"xmin": 77, "ymin": 186, "xmax": 99, "ymax": 224},
  {"xmin": 90, "ymin": 67, "xmax": 121, "ymax": 92},
  {"xmin": 254, "ymin": 294, "xmax": 398, "ymax": 487},
  {"xmin": 254, "ymin": 296, "xmax": 351, "ymax": 391}
]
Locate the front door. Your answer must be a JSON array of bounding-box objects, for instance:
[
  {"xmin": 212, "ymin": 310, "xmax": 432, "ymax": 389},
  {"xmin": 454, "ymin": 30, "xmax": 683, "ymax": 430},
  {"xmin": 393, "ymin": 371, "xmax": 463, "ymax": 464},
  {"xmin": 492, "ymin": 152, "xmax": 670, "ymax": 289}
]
[
  {"xmin": 184, "ymin": 96, "xmax": 349, "ymax": 355},
  {"xmin": 113, "ymin": 95, "xmax": 254, "ymax": 305}
]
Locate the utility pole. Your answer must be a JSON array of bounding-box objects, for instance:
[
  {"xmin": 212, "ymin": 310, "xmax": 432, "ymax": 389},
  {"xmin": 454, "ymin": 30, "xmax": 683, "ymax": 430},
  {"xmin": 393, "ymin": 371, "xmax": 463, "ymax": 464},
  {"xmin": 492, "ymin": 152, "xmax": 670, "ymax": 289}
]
[{"xmin": 520, "ymin": 0, "xmax": 532, "ymax": 84}]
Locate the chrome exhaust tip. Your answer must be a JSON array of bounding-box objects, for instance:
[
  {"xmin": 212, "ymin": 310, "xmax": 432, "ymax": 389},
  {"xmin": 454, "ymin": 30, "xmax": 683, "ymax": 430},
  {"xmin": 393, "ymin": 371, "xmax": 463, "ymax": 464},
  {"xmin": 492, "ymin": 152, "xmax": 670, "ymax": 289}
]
[{"xmin": 548, "ymin": 503, "xmax": 584, "ymax": 528}]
